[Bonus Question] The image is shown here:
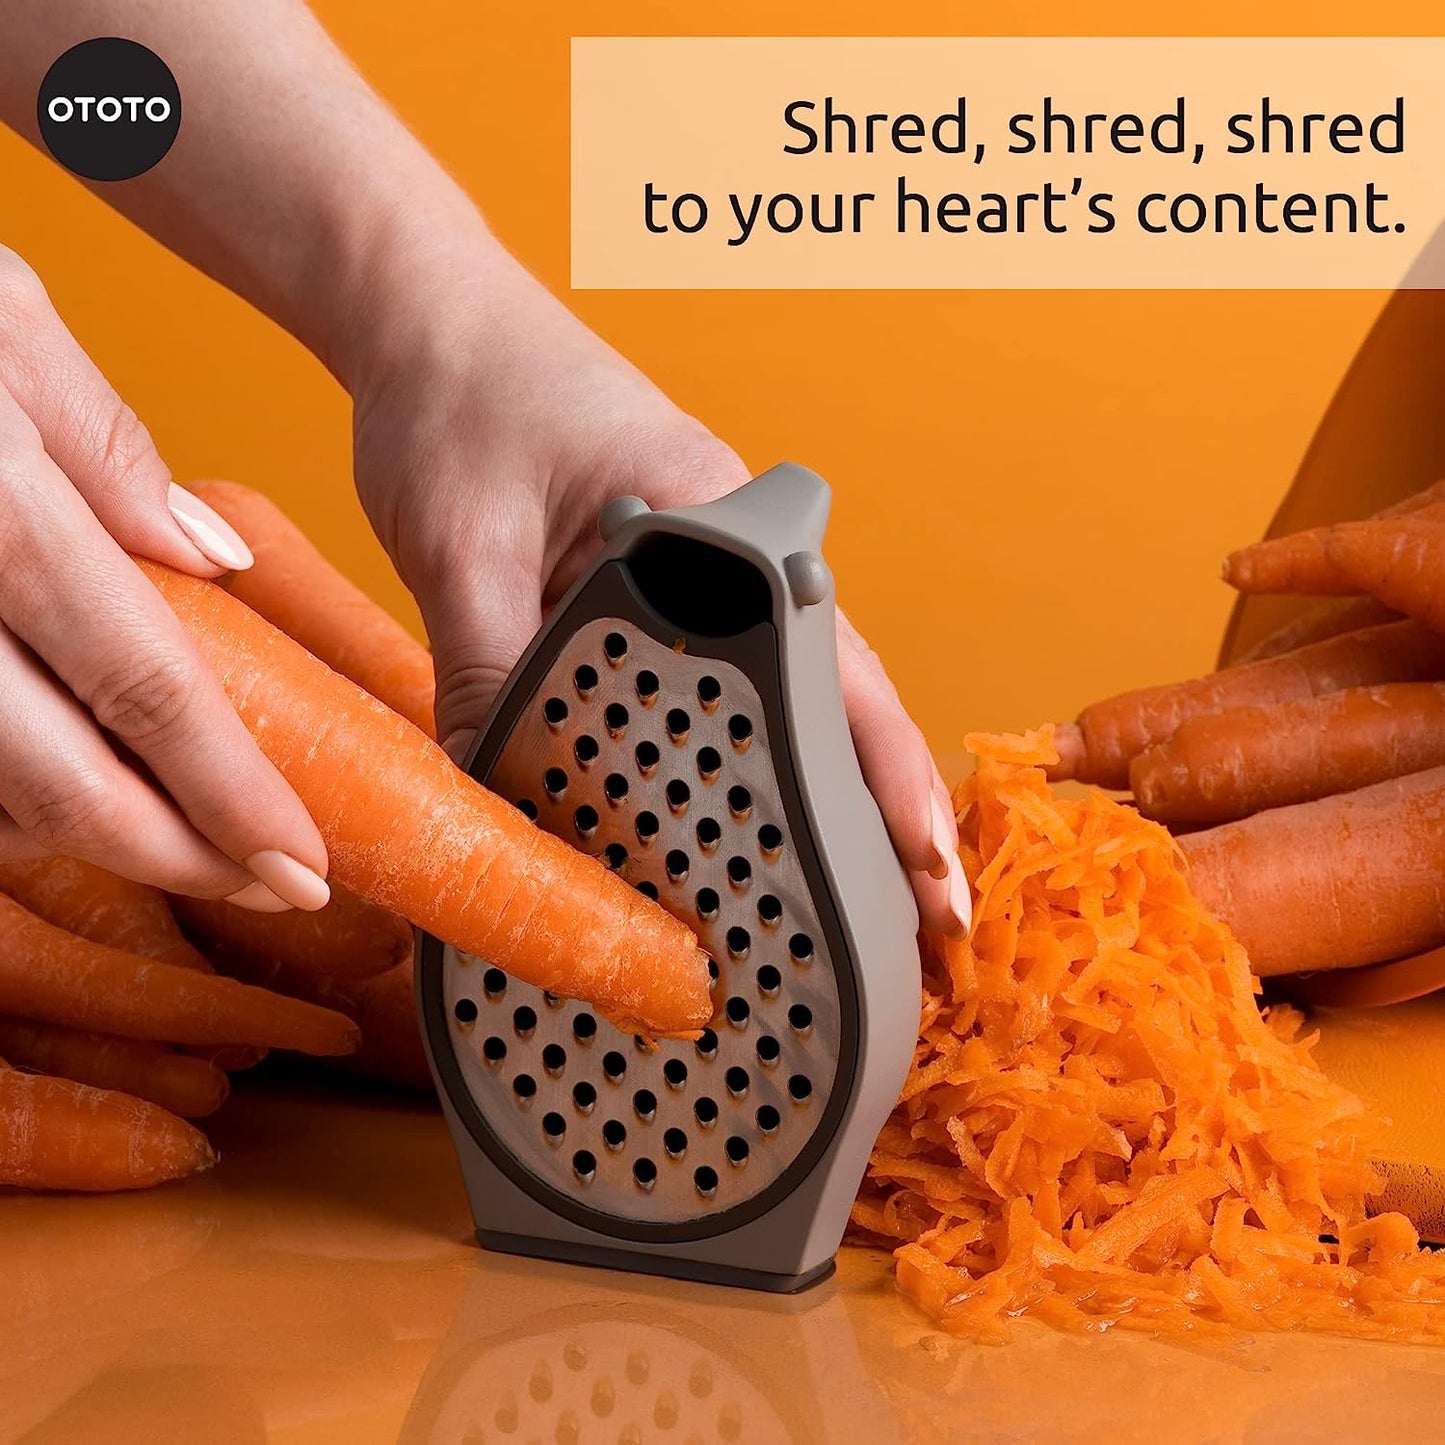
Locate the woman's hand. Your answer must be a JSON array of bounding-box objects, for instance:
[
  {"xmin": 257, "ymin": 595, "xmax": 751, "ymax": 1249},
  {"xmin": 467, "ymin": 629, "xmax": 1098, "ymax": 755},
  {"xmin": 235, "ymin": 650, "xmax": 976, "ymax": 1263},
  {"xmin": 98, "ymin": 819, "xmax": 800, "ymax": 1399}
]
[
  {"xmin": 0, "ymin": 246, "xmax": 328, "ymax": 911},
  {"xmin": 346, "ymin": 233, "xmax": 970, "ymax": 935}
]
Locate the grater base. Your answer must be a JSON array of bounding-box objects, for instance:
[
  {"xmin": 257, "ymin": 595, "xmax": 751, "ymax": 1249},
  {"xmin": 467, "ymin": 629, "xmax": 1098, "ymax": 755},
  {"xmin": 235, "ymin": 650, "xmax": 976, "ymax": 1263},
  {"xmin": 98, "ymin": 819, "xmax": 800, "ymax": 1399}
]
[{"xmin": 475, "ymin": 1228, "xmax": 837, "ymax": 1294}]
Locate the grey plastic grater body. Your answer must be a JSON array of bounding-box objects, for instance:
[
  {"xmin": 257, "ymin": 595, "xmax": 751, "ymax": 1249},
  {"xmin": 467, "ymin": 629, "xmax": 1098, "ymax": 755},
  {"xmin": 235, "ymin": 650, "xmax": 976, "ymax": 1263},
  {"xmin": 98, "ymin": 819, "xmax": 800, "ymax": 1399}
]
[{"xmin": 417, "ymin": 464, "xmax": 920, "ymax": 1292}]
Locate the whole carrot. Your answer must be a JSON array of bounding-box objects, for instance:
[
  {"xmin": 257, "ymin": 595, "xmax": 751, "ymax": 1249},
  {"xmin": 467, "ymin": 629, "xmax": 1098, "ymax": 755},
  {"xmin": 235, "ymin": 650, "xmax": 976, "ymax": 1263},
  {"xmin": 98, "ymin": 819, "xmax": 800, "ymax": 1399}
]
[
  {"xmin": 1223, "ymin": 489, "xmax": 1445, "ymax": 596},
  {"xmin": 0, "ymin": 858, "xmax": 210, "ymax": 973},
  {"xmin": 1235, "ymin": 598, "xmax": 1398, "ymax": 662},
  {"xmin": 1051, "ymin": 620, "xmax": 1445, "ymax": 788},
  {"xmin": 0, "ymin": 1070, "xmax": 214, "ymax": 1190},
  {"xmin": 0, "ymin": 1018, "xmax": 228, "ymax": 1118},
  {"xmin": 1179, "ymin": 767, "xmax": 1445, "ymax": 975},
  {"xmin": 0, "ymin": 894, "xmax": 358, "ymax": 1055},
  {"xmin": 215, "ymin": 950, "xmax": 430, "ymax": 1091},
  {"xmin": 192, "ymin": 480, "xmax": 437, "ymax": 734},
  {"xmin": 171, "ymin": 882, "xmax": 411, "ymax": 982},
  {"xmin": 1325, "ymin": 518, "xmax": 1445, "ymax": 634},
  {"xmin": 1131, "ymin": 683, "xmax": 1445, "ymax": 825},
  {"xmin": 139, "ymin": 561, "xmax": 712, "ymax": 1037}
]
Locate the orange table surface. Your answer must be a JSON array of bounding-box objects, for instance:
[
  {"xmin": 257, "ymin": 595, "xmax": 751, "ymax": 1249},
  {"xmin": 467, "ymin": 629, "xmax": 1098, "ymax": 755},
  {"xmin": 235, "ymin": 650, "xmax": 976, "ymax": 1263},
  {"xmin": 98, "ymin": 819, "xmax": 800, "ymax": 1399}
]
[{"xmin": 5, "ymin": 1071, "xmax": 1445, "ymax": 1445}]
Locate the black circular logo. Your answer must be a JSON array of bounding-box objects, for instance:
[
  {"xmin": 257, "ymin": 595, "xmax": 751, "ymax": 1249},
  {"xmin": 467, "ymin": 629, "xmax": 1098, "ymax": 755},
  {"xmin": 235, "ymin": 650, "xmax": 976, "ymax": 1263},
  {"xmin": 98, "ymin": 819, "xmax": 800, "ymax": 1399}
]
[{"xmin": 37, "ymin": 38, "xmax": 180, "ymax": 182}]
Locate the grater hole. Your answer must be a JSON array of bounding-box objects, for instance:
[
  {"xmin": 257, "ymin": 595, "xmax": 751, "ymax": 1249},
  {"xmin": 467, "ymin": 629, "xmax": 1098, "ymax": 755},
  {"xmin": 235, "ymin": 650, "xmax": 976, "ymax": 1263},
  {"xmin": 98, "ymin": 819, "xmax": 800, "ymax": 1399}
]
[
  {"xmin": 633, "ymin": 1157, "xmax": 658, "ymax": 1190},
  {"xmin": 515, "ymin": 798, "xmax": 539, "ymax": 822},
  {"xmin": 604, "ymin": 701, "xmax": 629, "ymax": 737},
  {"xmin": 788, "ymin": 1003, "xmax": 814, "ymax": 1034},
  {"xmin": 725, "ymin": 1136, "xmax": 750, "ymax": 1166},
  {"xmin": 695, "ymin": 887, "xmax": 720, "ymax": 921},
  {"xmin": 663, "ymin": 1127, "xmax": 687, "ymax": 1158},
  {"xmin": 666, "ymin": 707, "xmax": 691, "ymax": 743},
  {"xmin": 604, "ymin": 772, "xmax": 629, "ymax": 804},
  {"xmin": 725, "ymin": 1065, "xmax": 750, "ymax": 1097},
  {"xmin": 637, "ymin": 880, "xmax": 660, "ymax": 901},
  {"xmin": 706, "ymin": 958, "xmax": 720, "ymax": 985},
  {"xmin": 697, "ymin": 674, "xmax": 722, "ymax": 709},
  {"xmin": 573, "ymin": 1149, "xmax": 597, "ymax": 1182},
  {"xmin": 543, "ymin": 767, "xmax": 568, "ymax": 800},
  {"xmin": 513, "ymin": 1073, "xmax": 537, "ymax": 1100},
  {"xmin": 604, "ymin": 631, "xmax": 628, "ymax": 664},
  {"xmin": 574, "ymin": 663, "xmax": 599, "ymax": 698},
  {"xmin": 789, "ymin": 932, "xmax": 815, "ymax": 963},
  {"xmin": 756, "ymin": 964, "xmax": 782, "ymax": 996},
  {"xmin": 483, "ymin": 968, "xmax": 507, "ymax": 997},
  {"xmin": 482, "ymin": 1035, "xmax": 506, "ymax": 1064},
  {"xmin": 696, "ymin": 817, "xmax": 722, "ymax": 852},
  {"xmin": 573, "ymin": 1013, "xmax": 597, "ymax": 1042},
  {"xmin": 542, "ymin": 1042, "xmax": 567, "ymax": 1075},
  {"xmin": 662, "ymin": 1057, "xmax": 688, "ymax": 1089},
  {"xmin": 633, "ymin": 1088, "xmax": 657, "ymax": 1121},
  {"xmin": 727, "ymin": 785, "xmax": 753, "ymax": 821},
  {"xmin": 602, "ymin": 1050, "xmax": 627, "ymax": 1082},
  {"xmin": 665, "ymin": 779, "xmax": 691, "ymax": 814},
  {"xmin": 601, "ymin": 1119, "xmax": 627, "ymax": 1151},
  {"xmin": 635, "ymin": 669, "xmax": 660, "ymax": 704},
  {"xmin": 602, "ymin": 842, "xmax": 628, "ymax": 871},
  {"xmin": 453, "ymin": 997, "xmax": 478, "ymax": 1026},
  {"xmin": 758, "ymin": 823, "xmax": 784, "ymax": 856},
  {"xmin": 757, "ymin": 894, "xmax": 783, "ymax": 925},
  {"xmin": 543, "ymin": 1111, "xmax": 566, "ymax": 1140},
  {"xmin": 696, "ymin": 746, "xmax": 722, "ymax": 782},
  {"xmin": 635, "ymin": 810, "xmax": 660, "ymax": 842},
  {"xmin": 633, "ymin": 1033, "xmax": 653, "ymax": 1054},
  {"xmin": 572, "ymin": 1080, "xmax": 597, "ymax": 1113},
  {"xmin": 757, "ymin": 1104, "xmax": 781, "ymax": 1134},
  {"xmin": 757, "ymin": 1034, "xmax": 781, "ymax": 1066},
  {"xmin": 665, "ymin": 849, "xmax": 690, "ymax": 883},
  {"xmin": 694, "ymin": 1096, "xmax": 719, "ymax": 1127},
  {"xmin": 726, "ymin": 926, "xmax": 751, "ymax": 959},
  {"xmin": 726, "ymin": 855, "xmax": 752, "ymax": 889},
  {"xmin": 543, "ymin": 990, "xmax": 563, "ymax": 1009},
  {"xmin": 789, "ymin": 1074, "xmax": 814, "ymax": 1102},
  {"xmin": 694, "ymin": 1165, "xmax": 719, "ymax": 1198},
  {"xmin": 695, "ymin": 1028, "xmax": 719, "ymax": 1059},
  {"xmin": 573, "ymin": 805, "xmax": 599, "ymax": 840},
  {"xmin": 727, "ymin": 713, "xmax": 753, "ymax": 749},
  {"xmin": 725, "ymin": 996, "xmax": 751, "ymax": 1028},
  {"xmin": 543, "ymin": 696, "xmax": 569, "ymax": 727},
  {"xmin": 574, "ymin": 734, "xmax": 600, "ymax": 766},
  {"xmin": 513, "ymin": 1005, "xmax": 538, "ymax": 1038},
  {"xmin": 635, "ymin": 740, "xmax": 660, "ymax": 776}
]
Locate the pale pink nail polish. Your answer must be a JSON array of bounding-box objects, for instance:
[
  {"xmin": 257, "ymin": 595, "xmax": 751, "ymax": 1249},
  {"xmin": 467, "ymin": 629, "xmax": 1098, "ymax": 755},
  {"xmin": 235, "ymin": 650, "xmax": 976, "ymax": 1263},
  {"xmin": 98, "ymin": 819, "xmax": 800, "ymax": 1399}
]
[
  {"xmin": 928, "ymin": 793, "xmax": 956, "ymax": 882},
  {"xmin": 168, "ymin": 482, "xmax": 254, "ymax": 572},
  {"xmin": 945, "ymin": 863, "xmax": 973, "ymax": 938},
  {"xmin": 226, "ymin": 880, "xmax": 293, "ymax": 913},
  {"xmin": 245, "ymin": 850, "xmax": 330, "ymax": 911}
]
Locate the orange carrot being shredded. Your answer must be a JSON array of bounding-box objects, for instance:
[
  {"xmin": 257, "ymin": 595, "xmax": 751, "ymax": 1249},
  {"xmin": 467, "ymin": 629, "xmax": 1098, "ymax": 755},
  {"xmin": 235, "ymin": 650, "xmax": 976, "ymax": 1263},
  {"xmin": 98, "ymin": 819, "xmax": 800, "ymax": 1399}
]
[{"xmin": 851, "ymin": 727, "xmax": 1445, "ymax": 1343}]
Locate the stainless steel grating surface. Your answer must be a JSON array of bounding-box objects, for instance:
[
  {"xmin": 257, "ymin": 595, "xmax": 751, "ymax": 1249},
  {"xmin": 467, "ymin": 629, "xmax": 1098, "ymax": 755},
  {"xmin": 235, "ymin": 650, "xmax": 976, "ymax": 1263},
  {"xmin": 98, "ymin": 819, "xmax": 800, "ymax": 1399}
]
[{"xmin": 443, "ymin": 618, "xmax": 841, "ymax": 1223}]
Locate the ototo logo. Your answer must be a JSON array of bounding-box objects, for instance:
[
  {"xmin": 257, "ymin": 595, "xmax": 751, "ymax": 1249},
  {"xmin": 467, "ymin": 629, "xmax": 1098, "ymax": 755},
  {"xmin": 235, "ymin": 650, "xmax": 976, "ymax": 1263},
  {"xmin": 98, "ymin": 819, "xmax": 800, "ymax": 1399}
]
[{"xmin": 37, "ymin": 37, "xmax": 181, "ymax": 182}]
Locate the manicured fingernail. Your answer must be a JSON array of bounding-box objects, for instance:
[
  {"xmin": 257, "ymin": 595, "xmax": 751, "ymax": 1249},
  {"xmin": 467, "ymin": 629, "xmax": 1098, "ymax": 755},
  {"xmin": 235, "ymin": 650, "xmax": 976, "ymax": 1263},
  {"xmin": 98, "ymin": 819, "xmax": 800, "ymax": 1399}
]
[
  {"xmin": 442, "ymin": 729, "xmax": 477, "ymax": 766},
  {"xmin": 928, "ymin": 793, "xmax": 956, "ymax": 882},
  {"xmin": 945, "ymin": 863, "xmax": 973, "ymax": 938},
  {"xmin": 245, "ymin": 850, "xmax": 330, "ymax": 911},
  {"xmin": 225, "ymin": 880, "xmax": 293, "ymax": 913},
  {"xmin": 168, "ymin": 483, "xmax": 254, "ymax": 572}
]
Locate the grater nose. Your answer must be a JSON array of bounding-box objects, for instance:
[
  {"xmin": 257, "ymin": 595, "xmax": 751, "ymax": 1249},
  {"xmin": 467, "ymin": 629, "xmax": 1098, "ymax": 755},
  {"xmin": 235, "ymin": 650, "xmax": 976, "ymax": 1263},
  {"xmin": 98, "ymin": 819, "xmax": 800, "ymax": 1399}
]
[{"xmin": 442, "ymin": 615, "xmax": 845, "ymax": 1227}]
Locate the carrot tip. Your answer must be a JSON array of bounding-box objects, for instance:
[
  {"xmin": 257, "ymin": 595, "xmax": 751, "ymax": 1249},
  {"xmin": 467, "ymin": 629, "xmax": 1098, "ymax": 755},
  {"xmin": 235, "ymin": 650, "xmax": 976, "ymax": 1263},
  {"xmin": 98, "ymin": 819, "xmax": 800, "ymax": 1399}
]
[{"xmin": 1044, "ymin": 723, "xmax": 1085, "ymax": 781}]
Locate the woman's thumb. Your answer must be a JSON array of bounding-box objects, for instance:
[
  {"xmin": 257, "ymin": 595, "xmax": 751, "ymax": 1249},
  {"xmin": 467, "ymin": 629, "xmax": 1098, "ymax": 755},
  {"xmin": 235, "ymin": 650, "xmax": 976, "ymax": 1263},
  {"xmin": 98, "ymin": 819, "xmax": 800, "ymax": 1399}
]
[{"xmin": 422, "ymin": 572, "xmax": 543, "ymax": 760}]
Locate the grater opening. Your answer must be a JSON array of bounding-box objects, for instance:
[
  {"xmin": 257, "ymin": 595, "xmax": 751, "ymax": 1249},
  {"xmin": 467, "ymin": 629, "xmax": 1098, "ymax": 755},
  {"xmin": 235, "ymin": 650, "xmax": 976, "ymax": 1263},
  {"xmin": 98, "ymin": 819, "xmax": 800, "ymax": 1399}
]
[{"xmin": 442, "ymin": 617, "xmax": 844, "ymax": 1225}]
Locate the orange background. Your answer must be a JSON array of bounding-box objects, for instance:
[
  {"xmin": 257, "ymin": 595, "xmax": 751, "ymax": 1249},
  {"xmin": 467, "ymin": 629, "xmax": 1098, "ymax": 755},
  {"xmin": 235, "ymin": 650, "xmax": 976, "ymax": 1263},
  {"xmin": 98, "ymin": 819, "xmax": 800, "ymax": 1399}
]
[{"xmin": 1, "ymin": 3, "xmax": 1434, "ymax": 774}]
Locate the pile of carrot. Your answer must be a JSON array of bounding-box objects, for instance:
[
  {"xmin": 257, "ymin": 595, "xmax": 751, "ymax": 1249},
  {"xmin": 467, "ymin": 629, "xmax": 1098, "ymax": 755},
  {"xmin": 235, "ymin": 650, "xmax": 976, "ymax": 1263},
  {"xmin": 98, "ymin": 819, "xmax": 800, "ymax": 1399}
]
[
  {"xmin": 851, "ymin": 729, "xmax": 1445, "ymax": 1342},
  {"xmin": 1048, "ymin": 480, "xmax": 1445, "ymax": 984},
  {"xmin": 0, "ymin": 482, "xmax": 711, "ymax": 1193}
]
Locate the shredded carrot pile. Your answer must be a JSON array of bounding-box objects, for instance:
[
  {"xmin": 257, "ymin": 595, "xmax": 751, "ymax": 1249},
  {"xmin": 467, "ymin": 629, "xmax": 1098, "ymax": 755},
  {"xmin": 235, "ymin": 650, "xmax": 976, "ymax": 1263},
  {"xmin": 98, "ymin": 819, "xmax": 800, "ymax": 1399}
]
[{"xmin": 851, "ymin": 727, "xmax": 1445, "ymax": 1342}]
